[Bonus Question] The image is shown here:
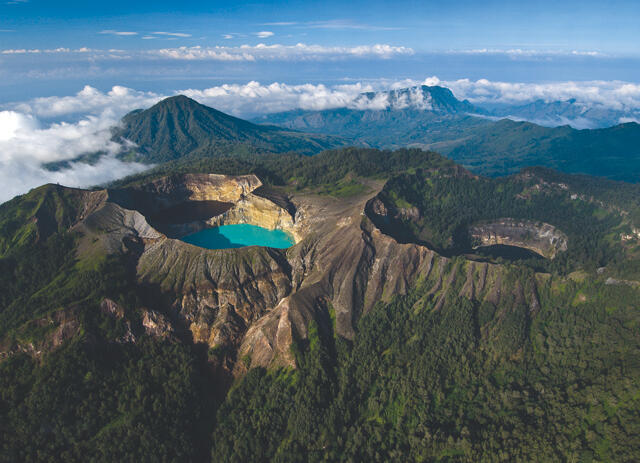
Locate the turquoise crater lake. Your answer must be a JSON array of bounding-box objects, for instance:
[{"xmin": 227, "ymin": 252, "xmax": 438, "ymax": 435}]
[{"xmin": 180, "ymin": 224, "xmax": 295, "ymax": 249}]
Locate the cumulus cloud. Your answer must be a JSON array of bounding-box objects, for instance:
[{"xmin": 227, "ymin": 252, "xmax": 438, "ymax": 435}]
[
  {"xmin": 0, "ymin": 109, "xmax": 149, "ymax": 203},
  {"xmin": 1, "ymin": 47, "xmax": 93, "ymax": 54},
  {"xmin": 180, "ymin": 81, "xmax": 380, "ymax": 115},
  {"xmin": 433, "ymin": 77, "xmax": 640, "ymax": 110},
  {"xmin": 1, "ymin": 42, "xmax": 413, "ymax": 63},
  {"xmin": 8, "ymin": 77, "xmax": 640, "ymax": 122},
  {"xmin": 10, "ymin": 85, "xmax": 162, "ymax": 119},
  {"xmin": 152, "ymin": 43, "xmax": 414, "ymax": 61},
  {"xmin": 177, "ymin": 78, "xmax": 640, "ymax": 118},
  {"xmin": 255, "ymin": 31, "xmax": 274, "ymax": 38}
]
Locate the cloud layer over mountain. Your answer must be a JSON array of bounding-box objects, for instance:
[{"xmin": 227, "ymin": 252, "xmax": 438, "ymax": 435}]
[
  {"xmin": 1, "ymin": 76, "xmax": 639, "ymax": 203},
  {"xmin": 0, "ymin": 109, "xmax": 148, "ymax": 203},
  {"xmin": 11, "ymin": 78, "xmax": 640, "ymax": 120}
]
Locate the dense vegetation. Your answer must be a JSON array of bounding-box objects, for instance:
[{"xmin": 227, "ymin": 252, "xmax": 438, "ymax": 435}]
[
  {"xmin": 210, "ymin": 272, "xmax": 640, "ymax": 462},
  {"xmin": 0, "ymin": 339, "xmax": 213, "ymax": 462},
  {"xmin": 110, "ymin": 147, "xmax": 457, "ymax": 195},
  {"xmin": 259, "ymin": 100, "xmax": 640, "ymax": 182},
  {"xmin": 1, "ymin": 147, "xmax": 639, "ymax": 462},
  {"xmin": 442, "ymin": 119, "xmax": 640, "ymax": 182},
  {"xmin": 370, "ymin": 166, "xmax": 640, "ymax": 275}
]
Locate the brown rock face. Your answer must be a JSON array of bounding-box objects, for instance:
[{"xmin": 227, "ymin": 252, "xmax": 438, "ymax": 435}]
[
  {"xmin": 10, "ymin": 174, "xmax": 544, "ymax": 375},
  {"xmin": 142, "ymin": 310, "xmax": 176, "ymax": 339},
  {"xmin": 469, "ymin": 218, "xmax": 568, "ymax": 259}
]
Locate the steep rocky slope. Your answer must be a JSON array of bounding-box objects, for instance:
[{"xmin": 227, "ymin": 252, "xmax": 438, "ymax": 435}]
[{"xmin": 0, "ymin": 172, "xmax": 549, "ymax": 379}]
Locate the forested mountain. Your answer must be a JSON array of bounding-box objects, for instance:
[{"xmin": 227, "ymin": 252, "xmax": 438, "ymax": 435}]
[
  {"xmin": 253, "ymin": 85, "xmax": 488, "ymax": 148},
  {"xmin": 113, "ymin": 95, "xmax": 346, "ymax": 162},
  {"xmin": 257, "ymin": 87, "xmax": 640, "ymax": 182},
  {"xmin": 1, "ymin": 148, "xmax": 639, "ymax": 461},
  {"xmin": 437, "ymin": 119, "xmax": 640, "ymax": 181}
]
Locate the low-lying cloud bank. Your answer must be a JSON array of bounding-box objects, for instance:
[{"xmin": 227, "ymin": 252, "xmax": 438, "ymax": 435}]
[
  {"xmin": 12, "ymin": 78, "xmax": 640, "ymax": 120},
  {"xmin": 2, "ymin": 76, "xmax": 640, "ymax": 203},
  {"xmin": 0, "ymin": 109, "xmax": 149, "ymax": 204}
]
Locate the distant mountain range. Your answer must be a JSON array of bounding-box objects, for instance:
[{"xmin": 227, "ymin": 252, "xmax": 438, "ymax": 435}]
[
  {"xmin": 434, "ymin": 119, "xmax": 640, "ymax": 180},
  {"xmin": 47, "ymin": 89, "xmax": 639, "ymax": 183},
  {"xmin": 484, "ymin": 98, "xmax": 639, "ymax": 129},
  {"xmin": 255, "ymin": 85, "xmax": 640, "ymax": 182}
]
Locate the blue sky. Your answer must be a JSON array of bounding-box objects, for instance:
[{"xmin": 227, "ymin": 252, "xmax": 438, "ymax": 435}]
[
  {"xmin": 2, "ymin": 0, "xmax": 639, "ymax": 53},
  {"xmin": 1, "ymin": 0, "xmax": 640, "ymax": 203},
  {"xmin": 1, "ymin": 0, "xmax": 639, "ymax": 102},
  {"xmin": 0, "ymin": 0, "xmax": 638, "ymax": 103}
]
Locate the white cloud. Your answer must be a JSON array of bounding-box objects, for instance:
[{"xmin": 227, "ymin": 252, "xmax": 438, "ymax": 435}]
[
  {"xmin": 9, "ymin": 78, "xmax": 640, "ymax": 123},
  {"xmin": 152, "ymin": 31, "xmax": 192, "ymax": 38},
  {"xmin": 255, "ymin": 31, "xmax": 274, "ymax": 38},
  {"xmin": 180, "ymin": 81, "xmax": 380, "ymax": 115},
  {"xmin": 1, "ymin": 47, "xmax": 93, "ymax": 54},
  {"xmin": 0, "ymin": 153, "xmax": 149, "ymax": 204},
  {"xmin": 435, "ymin": 77, "xmax": 640, "ymax": 110},
  {"xmin": 261, "ymin": 22, "xmax": 297, "ymax": 26},
  {"xmin": 452, "ymin": 48, "xmax": 604, "ymax": 58},
  {"xmin": 152, "ymin": 43, "xmax": 414, "ymax": 61},
  {"xmin": 100, "ymin": 30, "xmax": 138, "ymax": 36},
  {"xmin": 0, "ymin": 110, "xmax": 149, "ymax": 203},
  {"xmin": 10, "ymin": 85, "xmax": 162, "ymax": 119}
]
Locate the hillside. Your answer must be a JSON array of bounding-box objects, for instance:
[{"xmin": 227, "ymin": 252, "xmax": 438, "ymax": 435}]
[
  {"xmin": 1, "ymin": 148, "xmax": 639, "ymax": 461},
  {"xmin": 257, "ymin": 86, "xmax": 640, "ymax": 182},
  {"xmin": 437, "ymin": 119, "xmax": 640, "ymax": 181},
  {"xmin": 113, "ymin": 95, "xmax": 347, "ymax": 162}
]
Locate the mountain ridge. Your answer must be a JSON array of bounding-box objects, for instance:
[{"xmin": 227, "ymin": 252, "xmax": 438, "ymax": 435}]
[
  {"xmin": 113, "ymin": 94, "xmax": 348, "ymax": 162},
  {"xmin": 255, "ymin": 86, "xmax": 640, "ymax": 182}
]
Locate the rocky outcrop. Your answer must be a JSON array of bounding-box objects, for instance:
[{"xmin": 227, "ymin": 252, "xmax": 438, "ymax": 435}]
[
  {"xmin": 469, "ymin": 218, "xmax": 568, "ymax": 259},
  {"xmin": 142, "ymin": 309, "xmax": 176, "ymax": 339},
  {"xmin": 208, "ymin": 194, "xmax": 298, "ymax": 240},
  {"xmin": 0, "ymin": 308, "xmax": 81, "ymax": 360},
  {"xmin": 107, "ymin": 173, "xmax": 299, "ymax": 241}
]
